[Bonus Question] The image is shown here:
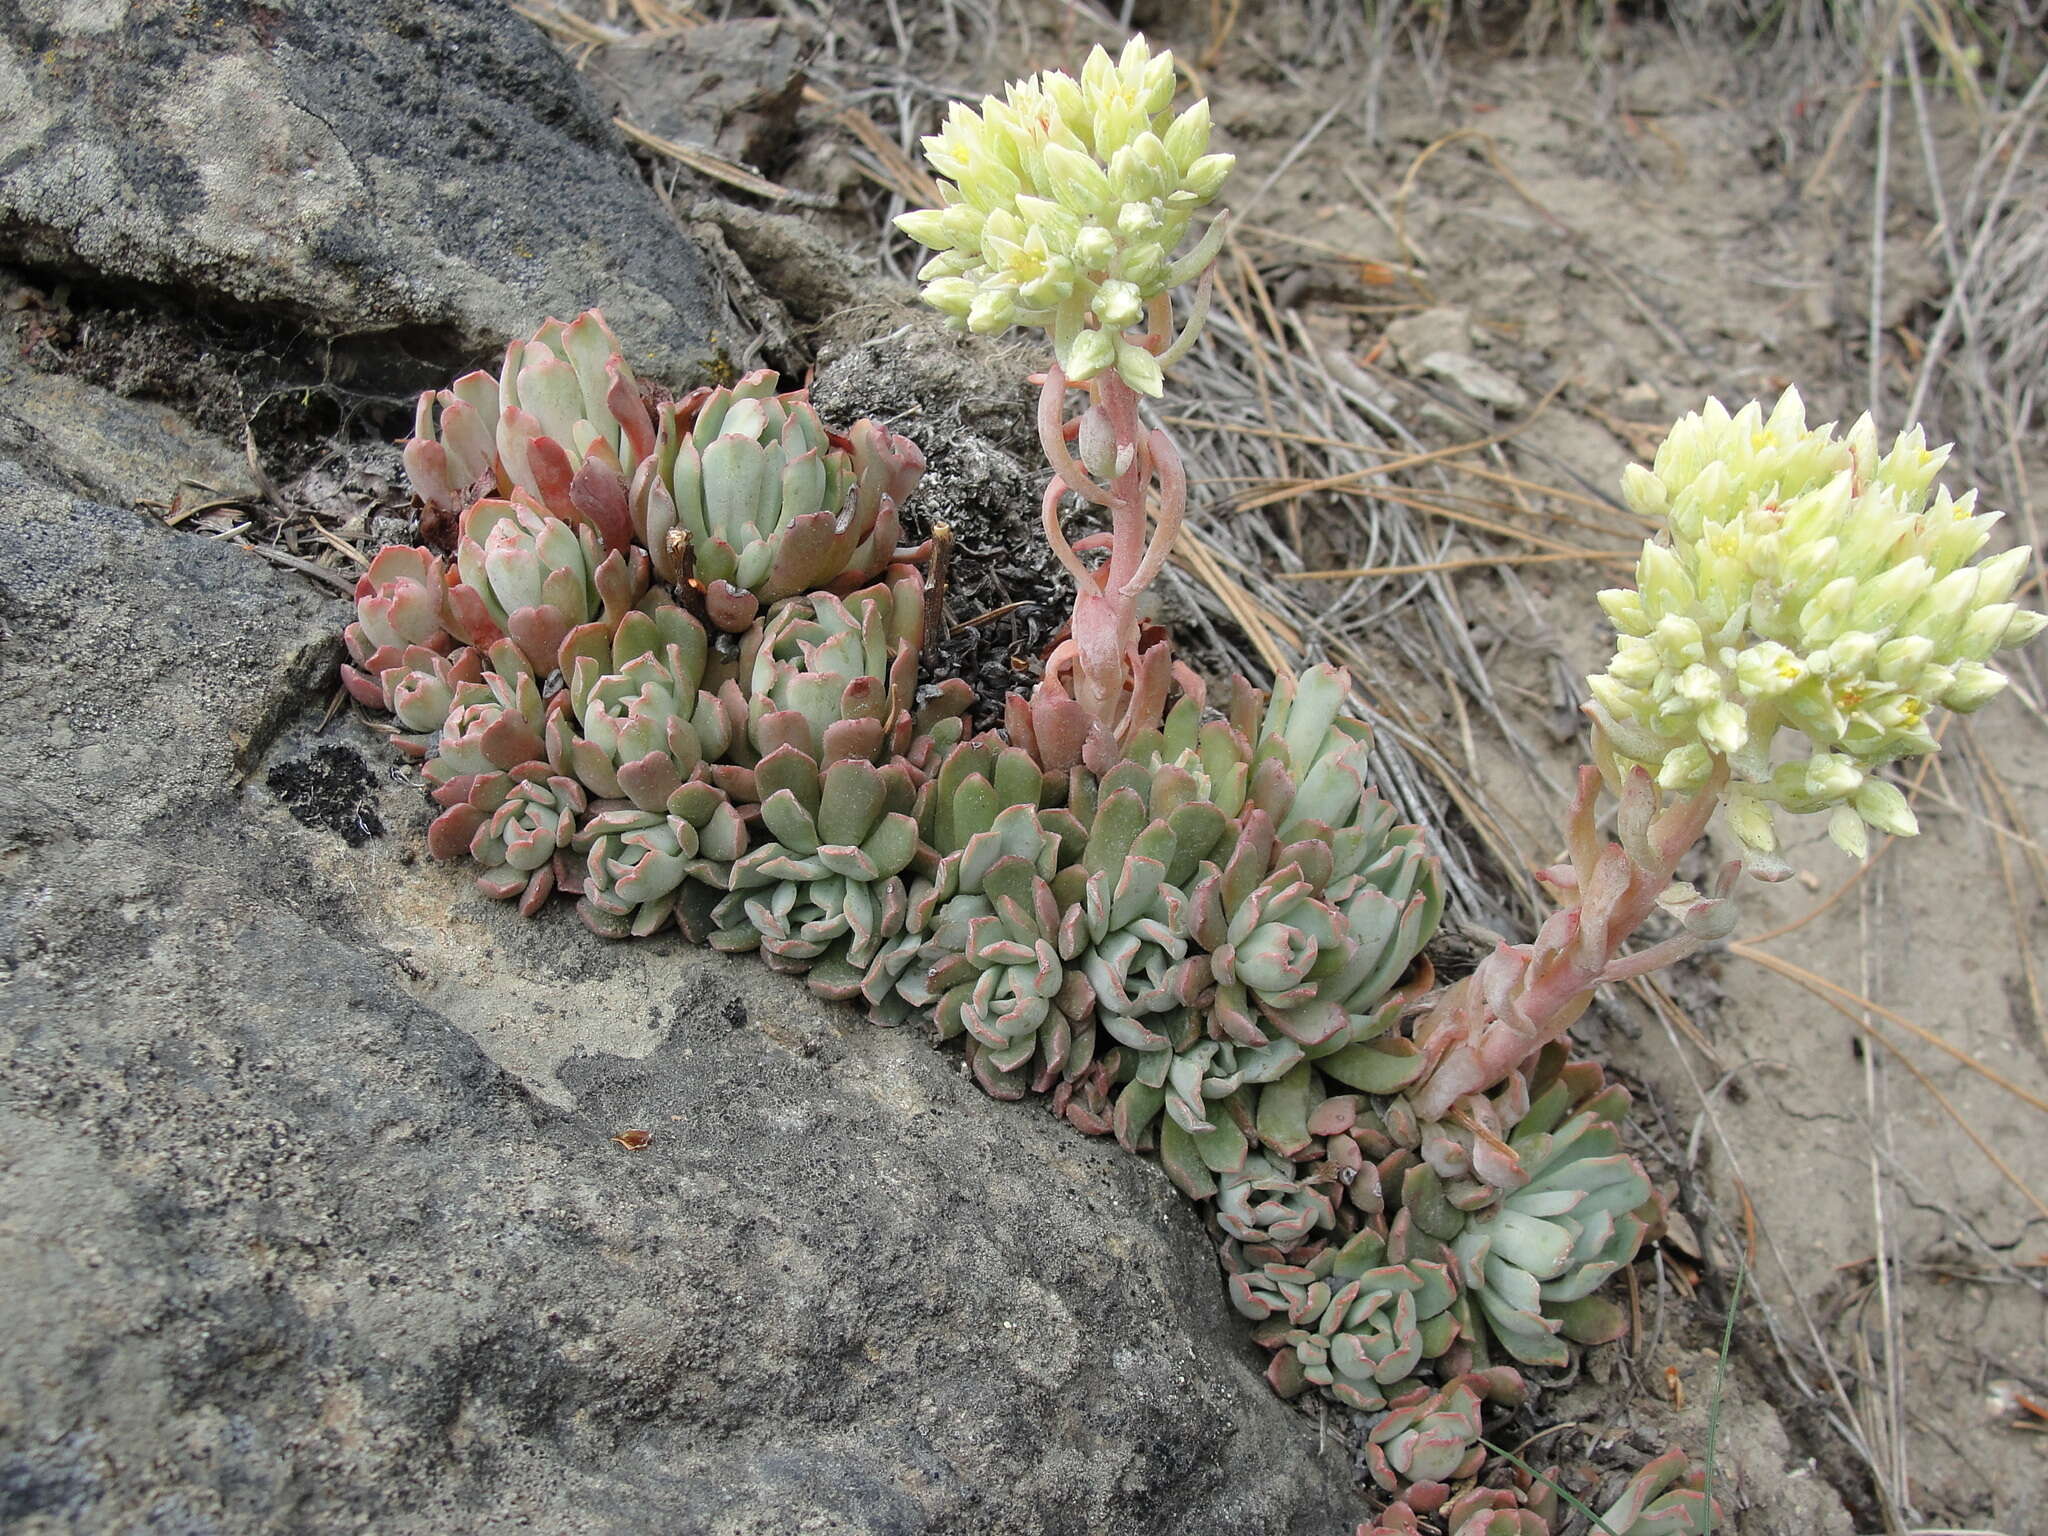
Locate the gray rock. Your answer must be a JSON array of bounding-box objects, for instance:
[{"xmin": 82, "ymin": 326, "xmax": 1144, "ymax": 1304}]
[
  {"xmin": 1381, "ymin": 305, "xmax": 1471, "ymax": 374},
  {"xmin": 0, "ymin": 456, "xmax": 1366, "ymax": 1532},
  {"xmin": 0, "ymin": 353, "xmax": 255, "ymax": 510},
  {"xmin": 1418, "ymin": 350, "xmax": 1532, "ymax": 412},
  {"xmin": 0, "ymin": 0, "xmax": 735, "ymax": 382},
  {"xmin": 584, "ymin": 19, "xmax": 811, "ymax": 175}
]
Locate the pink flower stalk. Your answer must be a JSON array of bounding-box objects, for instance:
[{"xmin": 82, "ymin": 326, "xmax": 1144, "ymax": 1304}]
[
  {"xmin": 1008, "ymin": 347, "xmax": 1201, "ymax": 772},
  {"xmin": 1405, "ymin": 762, "xmax": 1739, "ymax": 1122}
]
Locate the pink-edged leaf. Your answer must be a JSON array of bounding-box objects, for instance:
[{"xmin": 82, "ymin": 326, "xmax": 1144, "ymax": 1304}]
[
  {"xmin": 428, "ymin": 802, "xmax": 487, "ymax": 861},
  {"xmin": 569, "ymin": 455, "xmax": 634, "ymax": 554}
]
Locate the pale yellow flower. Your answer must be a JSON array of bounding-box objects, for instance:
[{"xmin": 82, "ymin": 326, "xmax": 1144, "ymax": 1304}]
[
  {"xmin": 893, "ymin": 36, "xmax": 1232, "ymax": 396},
  {"xmin": 1589, "ymin": 389, "xmax": 2044, "ymax": 861}
]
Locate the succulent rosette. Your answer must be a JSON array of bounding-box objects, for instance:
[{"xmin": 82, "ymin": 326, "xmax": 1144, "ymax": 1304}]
[
  {"xmin": 342, "ymin": 545, "xmax": 454, "ymax": 696},
  {"xmin": 920, "ymin": 800, "xmax": 1095, "ymax": 1099},
  {"xmin": 445, "ymin": 495, "xmax": 651, "ymax": 675},
  {"xmin": 895, "ymin": 36, "xmax": 1233, "ymax": 395},
  {"xmin": 1163, "ymin": 665, "xmax": 1442, "ymax": 1050},
  {"xmin": 405, "ymin": 309, "xmax": 656, "ymax": 553},
  {"xmin": 1590, "ymin": 388, "xmax": 2045, "ymax": 864},
  {"xmin": 1230, "ymin": 1229, "xmax": 1469, "ymax": 1412},
  {"xmin": 1436, "ymin": 1480, "xmax": 1559, "ymax": 1536},
  {"xmin": 1214, "ymin": 1151, "xmax": 1337, "ymax": 1253},
  {"xmin": 1122, "ymin": 686, "xmax": 1260, "ymax": 818},
  {"xmin": 1058, "ymin": 759, "xmax": 1227, "ymax": 1023},
  {"xmin": 631, "ymin": 372, "xmax": 925, "ymax": 632},
  {"xmin": 422, "ymin": 640, "xmax": 553, "ymax": 796},
  {"xmin": 737, "ymin": 568, "xmax": 971, "ymax": 782},
  {"xmin": 425, "ymin": 764, "xmax": 586, "ymax": 918},
  {"xmin": 547, "ymin": 605, "xmax": 740, "ymax": 808},
  {"xmin": 712, "ymin": 752, "xmax": 923, "ymax": 996},
  {"xmin": 1592, "ymin": 1448, "xmax": 1721, "ymax": 1536},
  {"xmin": 1356, "ymin": 1478, "xmax": 1557, "ymax": 1536},
  {"xmin": 1394, "ymin": 1096, "xmax": 1656, "ymax": 1369},
  {"xmin": 1364, "ymin": 1369, "xmax": 1527, "ymax": 1508},
  {"xmin": 575, "ymin": 779, "xmax": 748, "ymax": 941},
  {"xmin": 857, "ymin": 739, "xmax": 1069, "ymax": 1028}
]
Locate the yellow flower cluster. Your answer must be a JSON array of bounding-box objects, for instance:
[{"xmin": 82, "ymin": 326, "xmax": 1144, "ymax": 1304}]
[
  {"xmin": 1590, "ymin": 389, "xmax": 2044, "ymax": 861},
  {"xmin": 894, "ymin": 36, "xmax": 1232, "ymax": 396}
]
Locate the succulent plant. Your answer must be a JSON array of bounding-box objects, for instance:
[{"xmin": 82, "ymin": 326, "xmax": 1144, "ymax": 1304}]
[
  {"xmin": 546, "ymin": 604, "xmax": 740, "ymax": 808},
  {"xmin": 1187, "ymin": 811, "xmax": 1440, "ymax": 1058},
  {"xmin": 736, "ymin": 567, "xmax": 970, "ymax": 782},
  {"xmin": 1411, "ymin": 1045, "xmax": 1635, "ymax": 1214},
  {"xmin": 1214, "ymin": 1151, "xmax": 1338, "ymax": 1252},
  {"xmin": 895, "ymin": 36, "xmax": 1232, "ymax": 395},
  {"xmin": 1231, "ymin": 1228, "xmax": 1468, "ymax": 1411},
  {"xmin": 921, "ymin": 800, "xmax": 1094, "ymax": 1099},
  {"xmin": 342, "ymin": 545, "xmax": 454, "ymax": 696},
  {"xmin": 1398, "ymin": 1099, "xmax": 1655, "ymax": 1368},
  {"xmin": 403, "ymin": 371, "xmax": 500, "ymax": 517},
  {"xmin": 1592, "ymin": 1448, "xmax": 1721, "ymax": 1536},
  {"xmin": 712, "ymin": 752, "xmax": 922, "ymax": 996},
  {"xmin": 1354, "ymin": 1506, "xmax": 1429, "ymax": 1536},
  {"xmin": 405, "ymin": 310, "xmax": 656, "ymax": 552},
  {"xmin": 422, "ymin": 640, "xmax": 553, "ymax": 796},
  {"xmin": 1589, "ymin": 387, "xmax": 2045, "ymax": 864},
  {"xmin": 1122, "ymin": 686, "xmax": 1260, "ymax": 818},
  {"xmin": 856, "ymin": 737, "xmax": 1069, "ymax": 1029},
  {"xmin": 575, "ymin": 779, "xmax": 748, "ymax": 941},
  {"xmin": 427, "ymin": 764, "xmax": 587, "ymax": 918},
  {"xmin": 346, "ymin": 643, "xmax": 486, "ymax": 759},
  {"xmin": 445, "ymin": 496, "xmax": 651, "ymax": 675},
  {"xmin": 339, "ymin": 543, "xmax": 498, "ymax": 755},
  {"xmin": 1058, "ymin": 759, "xmax": 1227, "ymax": 1021},
  {"xmin": 1357, "ymin": 1475, "xmax": 1560, "ymax": 1536},
  {"xmin": 630, "ymin": 372, "xmax": 925, "ymax": 632},
  {"xmin": 1364, "ymin": 1368, "xmax": 1528, "ymax": 1509}
]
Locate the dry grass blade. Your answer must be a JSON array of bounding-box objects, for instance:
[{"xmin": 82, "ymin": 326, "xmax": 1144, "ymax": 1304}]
[
  {"xmin": 1728, "ymin": 943, "xmax": 2048, "ymax": 1117},
  {"xmin": 1281, "ymin": 550, "xmax": 1633, "ymax": 580},
  {"xmin": 614, "ymin": 117, "xmax": 831, "ymax": 206},
  {"xmin": 1221, "ymin": 377, "xmax": 1563, "ymax": 514},
  {"xmin": 802, "ymin": 85, "xmax": 944, "ymax": 207}
]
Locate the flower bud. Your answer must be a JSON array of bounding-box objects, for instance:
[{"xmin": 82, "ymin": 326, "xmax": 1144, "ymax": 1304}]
[
  {"xmin": 1042, "ymin": 142, "xmax": 1112, "ymax": 213},
  {"xmin": 968, "ymin": 288, "xmax": 1017, "ymax": 334},
  {"xmin": 1637, "ymin": 540, "xmax": 1696, "ymax": 619},
  {"xmin": 1095, "ymin": 279, "xmax": 1144, "ymax": 329},
  {"xmin": 1115, "ymin": 337, "xmax": 1166, "ymax": 398},
  {"xmin": 1183, "ymin": 152, "xmax": 1235, "ymax": 201},
  {"xmin": 1852, "ymin": 778, "xmax": 1918, "ymax": 838},
  {"xmin": 1804, "ymin": 752, "xmax": 1864, "ymax": 801},
  {"xmin": 1828, "ymin": 805, "xmax": 1870, "ymax": 859},
  {"xmin": 1063, "ymin": 325, "xmax": 1117, "ymax": 382},
  {"xmin": 1939, "ymin": 661, "xmax": 2009, "ymax": 711},
  {"xmin": 1164, "ymin": 99, "xmax": 1212, "ymax": 171},
  {"xmin": 1598, "ymin": 586, "xmax": 1649, "ymax": 635},
  {"xmin": 1652, "ymin": 613, "xmax": 1705, "ymax": 666},
  {"xmin": 1698, "ymin": 699, "xmax": 1748, "ymax": 755},
  {"xmin": 895, "ymin": 208, "xmax": 954, "ymax": 249},
  {"xmin": 1657, "ymin": 741, "xmax": 1715, "ymax": 791}
]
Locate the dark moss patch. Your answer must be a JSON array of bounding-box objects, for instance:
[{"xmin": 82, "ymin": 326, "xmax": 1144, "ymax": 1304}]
[{"xmin": 266, "ymin": 744, "xmax": 383, "ymax": 846}]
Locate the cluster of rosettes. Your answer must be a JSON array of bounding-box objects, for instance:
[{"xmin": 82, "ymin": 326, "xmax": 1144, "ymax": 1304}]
[
  {"xmin": 895, "ymin": 35, "xmax": 1232, "ymax": 395},
  {"xmin": 1355, "ymin": 1442, "xmax": 1716, "ymax": 1536},
  {"xmin": 352, "ymin": 312, "xmax": 1717, "ymax": 1524},
  {"xmin": 402, "ymin": 310, "xmax": 921, "ymax": 633},
  {"xmin": 1590, "ymin": 388, "xmax": 2045, "ymax": 862}
]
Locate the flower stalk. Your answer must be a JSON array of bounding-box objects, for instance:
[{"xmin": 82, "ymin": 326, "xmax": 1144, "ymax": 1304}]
[{"xmin": 896, "ymin": 34, "xmax": 1232, "ymax": 774}]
